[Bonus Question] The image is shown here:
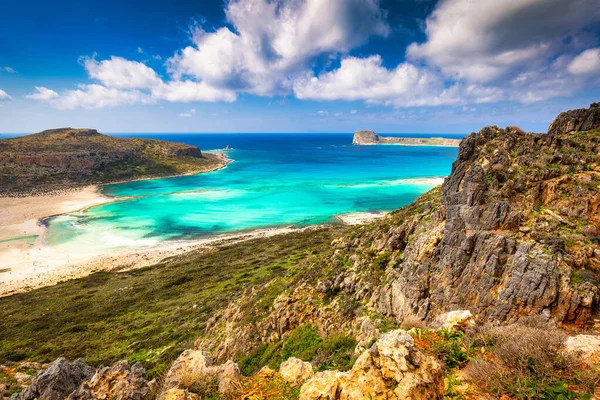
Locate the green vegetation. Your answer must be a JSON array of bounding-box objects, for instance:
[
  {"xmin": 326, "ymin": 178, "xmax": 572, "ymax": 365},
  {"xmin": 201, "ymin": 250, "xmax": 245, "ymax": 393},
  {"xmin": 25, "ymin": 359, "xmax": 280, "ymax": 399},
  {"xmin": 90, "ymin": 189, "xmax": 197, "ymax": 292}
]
[
  {"xmin": 0, "ymin": 228, "xmax": 343, "ymax": 377},
  {"xmin": 237, "ymin": 324, "xmax": 357, "ymax": 376}
]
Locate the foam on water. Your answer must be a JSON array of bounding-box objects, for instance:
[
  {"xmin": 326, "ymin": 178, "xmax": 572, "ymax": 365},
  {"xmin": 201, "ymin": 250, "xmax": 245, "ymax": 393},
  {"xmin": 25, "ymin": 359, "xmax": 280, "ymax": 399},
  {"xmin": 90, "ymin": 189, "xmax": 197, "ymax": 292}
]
[{"xmin": 45, "ymin": 133, "xmax": 462, "ymax": 253}]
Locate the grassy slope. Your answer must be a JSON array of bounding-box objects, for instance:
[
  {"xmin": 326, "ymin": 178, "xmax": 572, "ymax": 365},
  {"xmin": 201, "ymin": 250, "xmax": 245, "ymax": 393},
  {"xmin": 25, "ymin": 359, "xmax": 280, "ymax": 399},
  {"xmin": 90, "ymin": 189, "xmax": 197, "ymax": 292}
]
[{"xmin": 0, "ymin": 227, "xmax": 345, "ymax": 377}]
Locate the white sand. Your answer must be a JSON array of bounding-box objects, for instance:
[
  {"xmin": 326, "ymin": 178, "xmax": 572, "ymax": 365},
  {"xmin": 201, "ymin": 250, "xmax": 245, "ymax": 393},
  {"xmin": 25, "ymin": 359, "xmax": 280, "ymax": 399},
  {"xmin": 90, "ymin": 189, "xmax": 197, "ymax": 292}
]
[{"xmin": 336, "ymin": 211, "xmax": 389, "ymax": 225}]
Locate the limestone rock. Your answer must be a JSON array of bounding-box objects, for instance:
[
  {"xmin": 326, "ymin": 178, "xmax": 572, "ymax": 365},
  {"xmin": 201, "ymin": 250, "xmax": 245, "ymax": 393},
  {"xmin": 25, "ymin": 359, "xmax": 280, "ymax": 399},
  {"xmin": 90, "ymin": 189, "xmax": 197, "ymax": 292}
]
[
  {"xmin": 565, "ymin": 334, "xmax": 600, "ymax": 360},
  {"xmin": 548, "ymin": 102, "xmax": 600, "ymax": 135},
  {"xmin": 432, "ymin": 310, "xmax": 475, "ymax": 331},
  {"xmin": 15, "ymin": 358, "xmax": 93, "ymax": 400},
  {"xmin": 299, "ymin": 330, "xmax": 443, "ymax": 400},
  {"xmin": 158, "ymin": 388, "xmax": 200, "ymax": 400},
  {"xmin": 212, "ymin": 360, "xmax": 241, "ymax": 394},
  {"xmin": 299, "ymin": 371, "xmax": 347, "ymax": 400},
  {"xmin": 279, "ymin": 357, "xmax": 314, "ymax": 387},
  {"xmin": 68, "ymin": 360, "xmax": 151, "ymax": 400},
  {"xmin": 164, "ymin": 350, "xmax": 212, "ymax": 389}
]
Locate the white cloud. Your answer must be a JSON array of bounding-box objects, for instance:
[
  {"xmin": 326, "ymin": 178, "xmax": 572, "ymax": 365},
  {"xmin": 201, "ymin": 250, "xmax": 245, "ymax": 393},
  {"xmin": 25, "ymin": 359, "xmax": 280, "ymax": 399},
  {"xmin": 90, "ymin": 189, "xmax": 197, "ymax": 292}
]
[
  {"xmin": 350, "ymin": 109, "xmax": 357, "ymax": 114},
  {"xmin": 0, "ymin": 89, "xmax": 12, "ymax": 101},
  {"xmin": 316, "ymin": 110, "xmax": 329, "ymax": 116},
  {"xmin": 137, "ymin": 47, "xmax": 144, "ymax": 54},
  {"xmin": 152, "ymin": 81, "xmax": 236, "ymax": 103},
  {"xmin": 3, "ymin": 67, "xmax": 15, "ymax": 73},
  {"xmin": 26, "ymin": 86, "xmax": 59, "ymax": 101},
  {"xmin": 567, "ymin": 47, "xmax": 600, "ymax": 75},
  {"xmin": 83, "ymin": 56, "xmax": 163, "ymax": 89},
  {"xmin": 46, "ymin": 84, "xmax": 153, "ymax": 110},
  {"xmin": 167, "ymin": 0, "xmax": 389, "ymax": 96},
  {"xmin": 407, "ymin": 0, "xmax": 600, "ymax": 83},
  {"xmin": 294, "ymin": 55, "xmax": 461, "ymax": 107},
  {"xmin": 179, "ymin": 108, "xmax": 196, "ymax": 117}
]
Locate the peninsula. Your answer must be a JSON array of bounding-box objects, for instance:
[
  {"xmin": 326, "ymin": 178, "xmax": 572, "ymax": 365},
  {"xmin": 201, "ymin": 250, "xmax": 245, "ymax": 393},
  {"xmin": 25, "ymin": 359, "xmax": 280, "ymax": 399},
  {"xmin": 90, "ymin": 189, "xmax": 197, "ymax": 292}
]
[
  {"xmin": 0, "ymin": 128, "xmax": 229, "ymax": 196},
  {"xmin": 352, "ymin": 129, "xmax": 461, "ymax": 146}
]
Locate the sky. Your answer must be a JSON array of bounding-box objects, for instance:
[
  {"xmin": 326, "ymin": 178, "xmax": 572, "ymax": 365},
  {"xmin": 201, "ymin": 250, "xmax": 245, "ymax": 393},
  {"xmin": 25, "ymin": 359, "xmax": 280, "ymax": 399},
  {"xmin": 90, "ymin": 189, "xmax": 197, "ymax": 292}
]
[{"xmin": 0, "ymin": 0, "xmax": 599, "ymax": 134}]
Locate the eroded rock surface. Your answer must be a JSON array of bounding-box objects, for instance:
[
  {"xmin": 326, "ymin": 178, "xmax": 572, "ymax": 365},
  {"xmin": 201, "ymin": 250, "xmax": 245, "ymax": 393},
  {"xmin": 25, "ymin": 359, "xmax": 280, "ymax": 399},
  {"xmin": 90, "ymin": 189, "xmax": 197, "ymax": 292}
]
[
  {"xmin": 548, "ymin": 102, "xmax": 600, "ymax": 135},
  {"xmin": 12, "ymin": 358, "xmax": 93, "ymax": 400},
  {"xmin": 68, "ymin": 360, "xmax": 151, "ymax": 400},
  {"xmin": 299, "ymin": 330, "xmax": 444, "ymax": 400}
]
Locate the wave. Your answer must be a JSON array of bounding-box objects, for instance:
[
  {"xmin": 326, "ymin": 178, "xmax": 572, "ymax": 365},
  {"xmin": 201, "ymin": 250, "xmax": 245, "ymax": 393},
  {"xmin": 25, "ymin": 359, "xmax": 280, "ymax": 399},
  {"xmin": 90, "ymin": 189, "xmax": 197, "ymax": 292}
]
[{"xmin": 327, "ymin": 176, "xmax": 445, "ymax": 189}]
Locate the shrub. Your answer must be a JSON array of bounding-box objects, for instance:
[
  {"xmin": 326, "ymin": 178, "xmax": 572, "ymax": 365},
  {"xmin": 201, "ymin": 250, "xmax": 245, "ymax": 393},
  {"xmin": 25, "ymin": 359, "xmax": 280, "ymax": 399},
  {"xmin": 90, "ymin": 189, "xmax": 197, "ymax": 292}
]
[
  {"xmin": 371, "ymin": 251, "xmax": 392, "ymax": 271},
  {"xmin": 464, "ymin": 323, "xmax": 598, "ymax": 399},
  {"xmin": 281, "ymin": 324, "xmax": 323, "ymax": 361},
  {"xmin": 312, "ymin": 334, "xmax": 357, "ymax": 372}
]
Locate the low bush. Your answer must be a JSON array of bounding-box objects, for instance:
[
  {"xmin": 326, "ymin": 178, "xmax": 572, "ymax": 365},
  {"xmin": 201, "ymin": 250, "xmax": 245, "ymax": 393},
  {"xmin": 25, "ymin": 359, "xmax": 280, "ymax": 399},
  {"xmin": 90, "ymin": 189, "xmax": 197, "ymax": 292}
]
[{"xmin": 464, "ymin": 323, "xmax": 598, "ymax": 399}]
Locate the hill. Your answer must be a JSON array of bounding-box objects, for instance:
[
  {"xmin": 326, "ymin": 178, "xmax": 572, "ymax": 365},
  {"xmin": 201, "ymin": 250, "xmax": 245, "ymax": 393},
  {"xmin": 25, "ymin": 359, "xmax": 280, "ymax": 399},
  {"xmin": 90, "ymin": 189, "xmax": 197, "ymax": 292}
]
[
  {"xmin": 0, "ymin": 128, "xmax": 228, "ymax": 196},
  {"xmin": 2, "ymin": 104, "xmax": 600, "ymax": 399}
]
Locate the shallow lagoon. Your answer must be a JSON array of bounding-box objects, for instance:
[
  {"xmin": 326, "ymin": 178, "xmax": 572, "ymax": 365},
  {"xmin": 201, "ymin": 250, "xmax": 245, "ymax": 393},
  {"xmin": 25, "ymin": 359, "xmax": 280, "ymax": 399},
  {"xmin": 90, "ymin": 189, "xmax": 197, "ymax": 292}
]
[{"xmin": 46, "ymin": 133, "xmax": 461, "ymax": 254}]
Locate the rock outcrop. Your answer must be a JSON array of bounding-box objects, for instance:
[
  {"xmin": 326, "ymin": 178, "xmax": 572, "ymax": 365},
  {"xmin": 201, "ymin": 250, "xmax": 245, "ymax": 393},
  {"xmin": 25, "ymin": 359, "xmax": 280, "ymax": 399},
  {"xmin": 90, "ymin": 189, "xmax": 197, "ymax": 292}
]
[
  {"xmin": 68, "ymin": 361, "xmax": 151, "ymax": 400},
  {"xmin": 279, "ymin": 357, "xmax": 314, "ymax": 387},
  {"xmin": 299, "ymin": 330, "xmax": 444, "ymax": 400},
  {"xmin": 11, "ymin": 359, "xmax": 93, "ymax": 400},
  {"xmin": 548, "ymin": 102, "xmax": 600, "ymax": 135},
  {"xmin": 352, "ymin": 130, "xmax": 461, "ymax": 146}
]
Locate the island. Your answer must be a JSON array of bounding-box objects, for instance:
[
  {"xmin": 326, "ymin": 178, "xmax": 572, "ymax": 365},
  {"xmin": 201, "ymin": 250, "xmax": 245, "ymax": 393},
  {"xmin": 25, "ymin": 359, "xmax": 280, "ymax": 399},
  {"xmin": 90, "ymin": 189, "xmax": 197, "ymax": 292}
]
[
  {"xmin": 0, "ymin": 128, "xmax": 229, "ymax": 196},
  {"xmin": 352, "ymin": 129, "xmax": 461, "ymax": 146}
]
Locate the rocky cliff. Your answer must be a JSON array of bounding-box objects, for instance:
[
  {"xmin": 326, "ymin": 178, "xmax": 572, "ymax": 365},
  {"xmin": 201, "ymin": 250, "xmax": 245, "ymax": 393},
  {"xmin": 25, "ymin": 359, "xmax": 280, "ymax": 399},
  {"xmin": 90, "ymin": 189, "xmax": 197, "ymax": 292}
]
[
  {"xmin": 352, "ymin": 130, "xmax": 461, "ymax": 146},
  {"xmin": 201, "ymin": 104, "xmax": 600, "ymax": 366},
  {"xmin": 0, "ymin": 128, "xmax": 226, "ymax": 196}
]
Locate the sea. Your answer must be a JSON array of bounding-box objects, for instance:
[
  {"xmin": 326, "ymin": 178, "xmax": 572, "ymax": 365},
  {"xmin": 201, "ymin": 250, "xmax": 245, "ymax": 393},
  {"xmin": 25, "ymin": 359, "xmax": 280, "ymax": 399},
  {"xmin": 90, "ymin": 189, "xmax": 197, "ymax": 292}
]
[{"xmin": 32, "ymin": 133, "xmax": 464, "ymax": 254}]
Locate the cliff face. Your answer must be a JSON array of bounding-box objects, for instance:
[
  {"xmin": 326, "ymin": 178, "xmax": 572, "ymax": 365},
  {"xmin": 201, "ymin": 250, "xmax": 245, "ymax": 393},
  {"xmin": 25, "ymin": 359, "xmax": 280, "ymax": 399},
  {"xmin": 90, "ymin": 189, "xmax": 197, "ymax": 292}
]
[
  {"xmin": 548, "ymin": 102, "xmax": 600, "ymax": 135},
  {"xmin": 352, "ymin": 130, "xmax": 461, "ymax": 146},
  {"xmin": 0, "ymin": 128, "xmax": 219, "ymax": 196}
]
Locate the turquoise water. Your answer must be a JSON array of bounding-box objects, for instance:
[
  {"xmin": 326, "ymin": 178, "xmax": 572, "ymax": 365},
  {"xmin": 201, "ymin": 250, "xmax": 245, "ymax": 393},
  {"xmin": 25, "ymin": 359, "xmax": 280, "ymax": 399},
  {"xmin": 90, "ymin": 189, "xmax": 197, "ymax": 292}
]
[{"xmin": 45, "ymin": 134, "xmax": 461, "ymax": 254}]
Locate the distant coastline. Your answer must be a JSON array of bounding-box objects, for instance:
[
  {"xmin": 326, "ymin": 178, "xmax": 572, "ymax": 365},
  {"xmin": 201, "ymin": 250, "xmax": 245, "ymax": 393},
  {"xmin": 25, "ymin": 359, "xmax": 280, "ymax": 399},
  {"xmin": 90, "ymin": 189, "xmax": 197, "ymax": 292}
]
[{"xmin": 353, "ymin": 130, "xmax": 462, "ymax": 147}]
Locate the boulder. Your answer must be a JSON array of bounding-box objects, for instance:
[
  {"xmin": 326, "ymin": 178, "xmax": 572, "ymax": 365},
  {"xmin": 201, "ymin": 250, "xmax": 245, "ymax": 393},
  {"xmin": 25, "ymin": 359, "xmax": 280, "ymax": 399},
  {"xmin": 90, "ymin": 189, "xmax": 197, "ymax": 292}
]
[
  {"xmin": 68, "ymin": 360, "xmax": 151, "ymax": 400},
  {"xmin": 431, "ymin": 310, "xmax": 475, "ymax": 331},
  {"xmin": 299, "ymin": 371, "xmax": 347, "ymax": 400},
  {"xmin": 279, "ymin": 357, "xmax": 314, "ymax": 387},
  {"xmin": 14, "ymin": 358, "xmax": 93, "ymax": 400},
  {"xmin": 164, "ymin": 350, "xmax": 212, "ymax": 389},
  {"xmin": 565, "ymin": 334, "xmax": 600, "ymax": 361},
  {"xmin": 299, "ymin": 330, "xmax": 444, "ymax": 400},
  {"xmin": 158, "ymin": 388, "xmax": 200, "ymax": 400},
  {"xmin": 212, "ymin": 360, "xmax": 241, "ymax": 394}
]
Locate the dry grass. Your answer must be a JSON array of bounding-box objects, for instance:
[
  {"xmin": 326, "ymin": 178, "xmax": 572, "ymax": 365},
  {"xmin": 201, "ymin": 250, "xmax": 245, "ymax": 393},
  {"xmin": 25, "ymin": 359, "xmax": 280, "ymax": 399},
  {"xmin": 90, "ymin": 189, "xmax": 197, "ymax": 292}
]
[
  {"xmin": 400, "ymin": 314, "xmax": 427, "ymax": 331},
  {"xmin": 464, "ymin": 321, "xmax": 599, "ymax": 399}
]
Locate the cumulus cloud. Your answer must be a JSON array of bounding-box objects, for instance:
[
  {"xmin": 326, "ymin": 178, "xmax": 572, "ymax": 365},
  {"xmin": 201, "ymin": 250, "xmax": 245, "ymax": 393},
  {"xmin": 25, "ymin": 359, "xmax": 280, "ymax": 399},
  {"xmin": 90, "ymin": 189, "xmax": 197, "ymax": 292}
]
[
  {"xmin": 567, "ymin": 47, "xmax": 600, "ymax": 76},
  {"xmin": 0, "ymin": 89, "xmax": 12, "ymax": 101},
  {"xmin": 26, "ymin": 86, "xmax": 59, "ymax": 101},
  {"xmin": 407, "ymin": 0, "xmax": 600, "ymax": 83},
  {"xmin": 44, "ymin": 84, "xmax": 154, "ymax": 110},
  {"xmin": 168, "ymin": 0, "xmax": 389, "ymax": 95},
  {"xmin": 295, "ymin": 55, "xmax": 461, "ymax": 107},
  {"xmin": 83, "ymin": 56, "xmax": 163, "ymax": 89},
  {"xmin": 29, "ymin": 56, "xmax": 234, "ymax": 109}
]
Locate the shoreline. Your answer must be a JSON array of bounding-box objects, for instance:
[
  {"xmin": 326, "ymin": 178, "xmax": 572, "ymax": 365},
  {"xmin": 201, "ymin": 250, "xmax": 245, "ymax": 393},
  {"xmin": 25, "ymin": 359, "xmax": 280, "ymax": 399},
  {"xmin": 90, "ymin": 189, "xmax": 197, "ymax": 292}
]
[{"xmin": 0, "ymin": 224, "xmax": 329, "ymax": 297}]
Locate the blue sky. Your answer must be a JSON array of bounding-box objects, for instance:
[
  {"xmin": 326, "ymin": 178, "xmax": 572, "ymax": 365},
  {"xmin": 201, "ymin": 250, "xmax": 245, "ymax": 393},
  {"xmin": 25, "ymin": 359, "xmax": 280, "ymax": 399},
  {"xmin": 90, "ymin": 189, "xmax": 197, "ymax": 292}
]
[{"xmin": 1, "ymin": 0, "xmax": 599, "ymax": 133}]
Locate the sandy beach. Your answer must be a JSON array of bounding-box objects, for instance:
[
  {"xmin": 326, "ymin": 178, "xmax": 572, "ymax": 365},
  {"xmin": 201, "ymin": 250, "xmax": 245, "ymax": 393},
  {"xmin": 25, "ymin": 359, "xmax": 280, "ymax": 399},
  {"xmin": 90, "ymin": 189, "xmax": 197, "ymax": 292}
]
[{"xmin": 0, "ymin": 180, "xmax": 380, "ymax": 297}]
